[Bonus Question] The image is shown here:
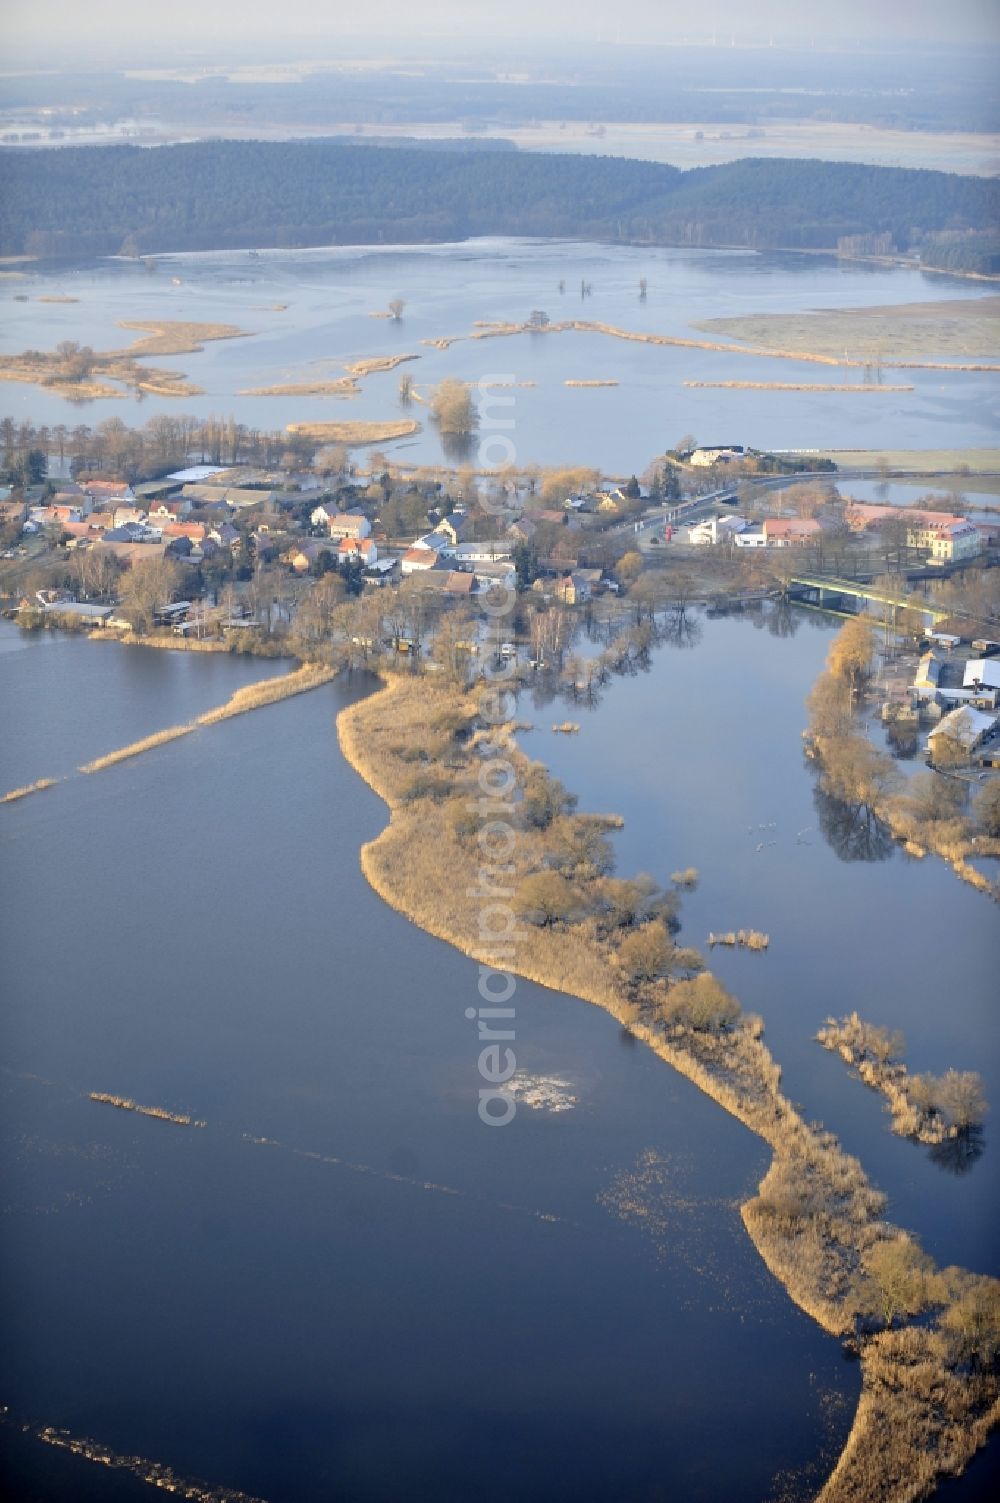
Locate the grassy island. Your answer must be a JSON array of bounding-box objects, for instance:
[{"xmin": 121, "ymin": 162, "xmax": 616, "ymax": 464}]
[{"xmin": 337, "ymin": 668, "xmax": 1000, "ymax": 1503}]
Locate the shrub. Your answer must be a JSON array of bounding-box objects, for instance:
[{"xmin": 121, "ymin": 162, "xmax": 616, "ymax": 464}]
[
  {"xmin": 661, "ymin": 973, "xmax": 740, "ymax": 1032},
  {"xmin": 514, "ymin": 871, "xmax": 579, "ymax": 927}
]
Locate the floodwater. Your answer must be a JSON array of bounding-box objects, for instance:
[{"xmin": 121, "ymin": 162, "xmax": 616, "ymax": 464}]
[
  {"xmin": 520, "ymin": 606, "xmax": 1000, "ymax": 1281},
  {"xmin": 0, "ymin": 621, "xmax": 860, "ymax": 1502},
  {"xmin": 2, "ymin": 239, "xmax": 998, "ymax": 471}
]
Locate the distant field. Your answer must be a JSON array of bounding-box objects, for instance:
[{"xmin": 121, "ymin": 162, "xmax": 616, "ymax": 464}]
[
  {"xmin": 807, "ymin": 448, "xmax": 1000, "ymax": 473},
  {"xmin": 694, "ymin": 299, "xmax": 1000, "ymax": 362}
]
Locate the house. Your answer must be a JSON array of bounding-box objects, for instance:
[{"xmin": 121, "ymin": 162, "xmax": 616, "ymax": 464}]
[
  {"xmin": 927, "ymin": 706, "xmax": 999, "ymax": 760},
  {"xmin": 451, "ymin": 540, "xmax": 513, "ymax": 566},
  {"xmin": 309, "ymin": 501, "xmax": 340, "ymax": 527},
  {"xmin": 689, "ymin": 446, "xmax": 744, "ymax": 467},
  {"xmin": 844, "ymin": 503, "xmax": 982, "ymax": 562},
  {"xmin": 147, "ymin": 499, "xmax": 191, "ymax": 523},
  {"xmin": 112, "ymin": 505, "xmax": 147, "ymax": 528},
  {"xmin": 288, "ymin": 541, "xmax": 333, "ymax": 574},
  {"xmin": 324, "ymin": 512, "xmax": 372, "ymax": 541},
  {"xmin": 563, "ymin": 494, "xmax": 590, "ymax": 513},
  {"xmin": 401, "ymin": 547, "xmax": 444, "ymax": 576},
  {"xmin": 29, "ymin": 503, "xmax": 82, "ymax": 528},
  {"xmin": 208, "ymin": 522, "xmax": 241, "ymax": 552},
  {"xmin": 444, "ymin": 571, "xmax": 475, "ymax": 597},
  {"xmin": 433, "ymin": 513, "xmax": 469, "ymax": 547},
  {"xmin": 163, "ymin": 521, "xmax": 207, "ymax": 545},
  {"xmin": 553, "ymin": 572, "xmax": 592, "ymax": 606},
  {"xmin": 86, "ymin": 480, "xmax": 135, "ymax": 506},
  {"xmin": 507, "ymin": 518, "xmax": 537, "ymax": 544},
  {"xmin": 762, "ymin": 517, "xmax": 822, "ymax": 547},
  {"xmin": 689, "ymin": 515, "xmax": 748, "ymax": 546},
  {"xmin": 338, "ymin": 536, "xmax": 378, "ymax": 567}
]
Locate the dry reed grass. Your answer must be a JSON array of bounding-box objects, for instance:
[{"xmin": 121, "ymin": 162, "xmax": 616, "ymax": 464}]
[
  {"xmin": 79, "ymin": 724, "xmax": 196, "ymax": 773},
  {"xmin": 89, "ymin": 1092, "xmax": 205, "ymax": 1127},
  {"xmin": 240, "ymin": 378, "xmax": 359, "ymax": 398},
  {"xmin": 684, "ymin": 380, "xmax": 914, "ymax": 392},
  {"xmin": 286, "ymin": 418, "xmax": 420, "ymax": 444},
  {"xmin": 1, "ymin": 777, "xmax": 58, "ymax": 804},
  {"xmin": 79, "ymin": 667, "xmax": 332, "ymax": 774},
  {"xmin": 337, "ymin": 671, "xmax": 1000, "ymax": 1502},
  {"xmin": 346, "ymin": 353, "xmax": 421, "ymax": 377},
  {"xmin": 196, "ymin": 664, "xmax": 335, "ymax": 724}
]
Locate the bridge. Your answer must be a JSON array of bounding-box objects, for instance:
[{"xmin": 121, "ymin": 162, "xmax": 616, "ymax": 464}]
[{"xmin": 784, "ymin": 574, "xmax": 951, "ymax": 624}]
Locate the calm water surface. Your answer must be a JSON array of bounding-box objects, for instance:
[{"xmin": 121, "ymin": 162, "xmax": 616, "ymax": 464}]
[
  {"xmin": 0, "ymin": 622, "xmax": 859, "ymax": 1502},
  {"xmin": 521, "ymin": 608, "xmax": 1000, "ymax": 1280},
  {"xmin": 2, "ymin": 239, "xmax": 997, "ymax": 468}
]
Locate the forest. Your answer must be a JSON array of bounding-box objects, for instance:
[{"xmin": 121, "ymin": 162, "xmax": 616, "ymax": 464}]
[{"xmin": 1, "ymin": 142, "xmax": 996, "ymax": 259}]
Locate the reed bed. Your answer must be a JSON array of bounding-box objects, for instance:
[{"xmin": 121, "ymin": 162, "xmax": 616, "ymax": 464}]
[
  {"xmin": 89, "ymin": 1092, "xmax": 205, "ymax": 1128},
  {"xmin": 346, "ymin": 353, "xmax": 421, "ymax": 377},
  {"xmin": 196, "ymin": 664, "xmax": 335, "ymax": 724},
  {"xmin": 337, "ymin": 672, "xmax": 1000, "ymax": 1502},
  {"xmin": 112, "ymin": 319, "xmax": 249, "ymax": 356},
  {"xmin": 286, "ymin": 418, "xmax": 419, "ymax": 444},
  {"xmin": 1, "ymin": 777, "xmax": 58, "ymax": 804},
  {"xmin": 79, "ymin": 724, "xmax": 196, "ymax": 773},
  {"xmin": 419, "ymin": 316, "xmax": 992, "ymax": 372},
  {"xmin": 684, "ymin": 380, "xmax": 914, "ymax": 392},
  {"xmin": 240, "ymin": 378, "xmax": 359, "ymax": 398},
  {"xmin": 707, "ymin": 929, "xmax": 769, "ymax": 949},
  {"xmin": 552, "ymin": 721, "xmax": 580, "ymax": 734},
  {"xmin": 565, "ymin": 378, "xmax": 619, "ymax": 387}
]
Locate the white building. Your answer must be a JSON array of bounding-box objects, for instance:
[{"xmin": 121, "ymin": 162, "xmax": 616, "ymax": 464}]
[
  {"xmin": 689, "ymin": 446, "xmax": 744, "ymax": 467},
  {"xmin": 927, "ymin": 705, "xmax": 999, "ymax": 758},
  {"xmin": 688, "ymin": 515, "xmax": 747, "ymax": 546},
  {"xmin": 964, "ymin": 659, "xmax": 1000, "ymax": 692},
  {"xmin": 323, "ymin": 512, "xmax": 372, "ymax": 541}
]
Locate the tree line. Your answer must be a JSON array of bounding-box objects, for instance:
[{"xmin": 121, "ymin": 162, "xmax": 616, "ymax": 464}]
[{"xmin": 1, "ymin": 143, "xmax": 995, "ymax": 258}]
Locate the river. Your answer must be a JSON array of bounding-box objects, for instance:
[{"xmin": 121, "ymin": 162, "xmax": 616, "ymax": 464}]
[
  {"xmin": 1, "ymin": 622, "xmax": 864, "ymax": 1502},
  {"xmin": 2, "ymin": 239, "xmax": 998, "ymax": 471}
]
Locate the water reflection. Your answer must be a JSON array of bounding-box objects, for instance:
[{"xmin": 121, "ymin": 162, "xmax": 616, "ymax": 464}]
[
  {"xmin": 812, "ymin": 783, "xmax": 895, "ymax": 863},
  {"xmin": 928, "ymin": 1128, "xmax": 986, "ymax": 1178}
]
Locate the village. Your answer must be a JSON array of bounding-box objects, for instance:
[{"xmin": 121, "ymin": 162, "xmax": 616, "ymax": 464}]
[{"xmin": 1, "ymin": 434, "xmax": 998, "ymax": 774}]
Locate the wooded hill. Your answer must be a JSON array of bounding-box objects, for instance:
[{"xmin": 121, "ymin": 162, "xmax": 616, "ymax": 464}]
[{"xmin": 1, "ymin": 142, "xmax": 996, "ymax": 259}]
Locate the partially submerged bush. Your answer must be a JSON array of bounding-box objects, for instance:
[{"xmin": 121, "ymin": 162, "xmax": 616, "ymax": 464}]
[{"xmin": 660, "ymin": 973, "xmax": 740, "ymax": 1032}]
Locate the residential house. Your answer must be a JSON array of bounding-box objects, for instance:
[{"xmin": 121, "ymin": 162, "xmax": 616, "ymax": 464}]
[
  {"xmin": 401, "ymin": 547, "xmax": 444, "ymax": 576},
  {"xmin": 325, "ymin": 512, "xmax": 372, "ymax": 542},
  {"xmin": 208, "ymin": 522, "xmax": 241, "ymax": 553},
  {"xmin": 338, "ymin": 537, "xmax": 378, "ymax": 567},
  {"xmin": 87, "ymin": 480, "xmax": 135, "ymax": 506},
  {"xmin": 288, "ymin": 541, "xmax": 332, "ymax": 574},
  {"xmin": 553, "ymin": 572, "xmax": 593, "ymax": 606},
  {"xmin": 927, "ymin": 705, "xmax": 999, "ymax": 760},
  {"xmin": 147, "ymin": 499, "xmax": 192, "ymax": 523},
  {"xmin": 163, "ymin": 521, "xmax": 207, "ymax": 546},
  {"xmin": 688, "ymin": 446, "xmax": 744, "ymax": 467},
  {"xmin": 112, "ymin": 504, "xmax": 147, "ymax": 528},
  {"xmin": 921, "ymin": 518, "xmax": 981, "ymax": 563},
  {"xmin": 762, "ymin": 517, "xmax": 822, "ymax": 547}
]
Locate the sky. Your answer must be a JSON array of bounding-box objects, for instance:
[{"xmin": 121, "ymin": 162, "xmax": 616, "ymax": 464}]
[{"xmin": 5, "ymin": 0, "xmax": 1000, "ymax": 54}]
